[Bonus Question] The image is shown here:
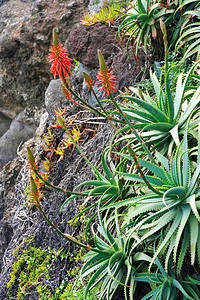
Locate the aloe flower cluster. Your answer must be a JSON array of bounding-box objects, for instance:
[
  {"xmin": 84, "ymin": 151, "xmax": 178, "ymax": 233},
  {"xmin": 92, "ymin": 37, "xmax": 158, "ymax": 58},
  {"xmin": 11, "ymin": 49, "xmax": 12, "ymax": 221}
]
[
  {"xmin": 96, "ymin": 49, "xmax": 117, "ymax": 98},
  {"xmin": 49, "ymin": 29, "xmax": 73, "ymax": 79},
  {"xmin": 49, "ymin": 29, "xmax": 117, "ymax": 104}
]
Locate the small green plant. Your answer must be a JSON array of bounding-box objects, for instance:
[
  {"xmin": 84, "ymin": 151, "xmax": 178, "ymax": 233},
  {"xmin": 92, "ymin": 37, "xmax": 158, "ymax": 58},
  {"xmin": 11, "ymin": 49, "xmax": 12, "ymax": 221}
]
[
  {"xmin": 114, "ymin": 61, "xmax": 200, "ymax": 155},
  {"xmin": 81, "ymin": 4, "xmax": 124, "ymax": 26},
  {"xmin": 53, "ymin": 280, "xmax": 100, "ymax": 300},
  {"xmin": 7, "ymin": 236, "xmax": 94, "ymax": 300},
  {"xmin": 7, "ymin": 236, "xmax": 63, "ymax": 299}
]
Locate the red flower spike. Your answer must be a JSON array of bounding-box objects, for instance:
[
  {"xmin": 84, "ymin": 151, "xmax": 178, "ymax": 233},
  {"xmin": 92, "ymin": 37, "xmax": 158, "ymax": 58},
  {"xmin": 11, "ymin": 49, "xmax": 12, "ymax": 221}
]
[
  {"xmin": 49, "ymin": 29, "xmax": 74, "ymax": 79},
  {"xmin": 83, "ymin": 71, "xmax": 94, "ymax": 89},
  {"xmin": 27, "ymin": 147, "xmax": 37, "ymax": 170},
  {"xmin": 61, "ymin": 84, "xmax": 73, "ymax": 101},
  {"xmin": 30, "ymin": 176, "xmax": 42, "ymax": 207},
  {"xmin": 96, "ymin": 69, "xmax": 117, "ymax": 98},
  {"xmin": 96, "ymin": 50, "xmax": 117, "ymax": 98}
]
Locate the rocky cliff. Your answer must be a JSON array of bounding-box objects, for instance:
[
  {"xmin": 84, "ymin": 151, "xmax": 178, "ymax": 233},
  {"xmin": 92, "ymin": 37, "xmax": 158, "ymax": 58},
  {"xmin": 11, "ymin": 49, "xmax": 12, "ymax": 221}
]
[{"xmin": 0, "ymin": 1, "xmax": 146, "ymax": 298}]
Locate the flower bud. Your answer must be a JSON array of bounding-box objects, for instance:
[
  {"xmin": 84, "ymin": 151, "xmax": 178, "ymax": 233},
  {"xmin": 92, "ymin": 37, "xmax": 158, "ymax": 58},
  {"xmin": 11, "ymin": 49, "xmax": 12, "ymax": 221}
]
[
  {"xmin": 160, "ymin": 19, "xmax": 166, "ymax": 35},
  {"xmin": 97, "ymin": 49, "xmax": 107, "ymax": 72},
  {"xmin": 53, "ymin": 28, "xmax": 59, "ymax": 47},
  {"xmin": 83, "ymin": 72, "xmax": 93, "ymax": 89},
  {"xmin": 30, "ymin": 176, "xmax": 38, "ymax": 196},
  {"xmin": 57, "ymin": 116, "xmax": 65, "ymax": 128},
  {"xmin": 27, "ymin": 147, "xmax": 36, "ymax": 170}
]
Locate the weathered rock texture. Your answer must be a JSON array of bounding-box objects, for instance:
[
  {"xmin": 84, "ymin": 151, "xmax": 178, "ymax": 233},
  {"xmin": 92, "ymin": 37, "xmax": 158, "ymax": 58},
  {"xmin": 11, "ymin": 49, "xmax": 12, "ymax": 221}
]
[
  {"xmin": 0, "ymin": 1, "xmax": 148, "ymax": 298},
  {"xmin": 68, "ymin": 23, "xmax": 146, "ymax": 92},
  {"xmin": 0, "ymin": 0, "xmax": 90, "ymax": 167},
  {"xmin": 0, "ymin": 0, "xmax": 89, "ymax": 119},
  {"xmin": 68, "ymin": 23, "xmax": 119, "ymax": 69}
]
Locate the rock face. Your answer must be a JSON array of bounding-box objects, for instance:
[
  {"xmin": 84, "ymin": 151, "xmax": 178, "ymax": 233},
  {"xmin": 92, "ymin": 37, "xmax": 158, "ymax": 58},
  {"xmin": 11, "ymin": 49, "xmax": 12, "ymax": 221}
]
[
  {"xmin": 0, "ymin": 0, "xmax": 90, "ymax": 167},
  {"xmin": 0, "ymin": 1, "xmax": 148, "ymax": 298},
  {"xmin": 0, "ymin": 0, "xmax": 89, "ymax": 119},
  {"xmin": 0, "ymin": 107, "xmax": 44, "ymax": 169},
  {"xmin": 45, "ymin": 79, "xmax": 67, "ymax": 120},
  {"xmin": 68, "ymin": 23, "xmax": 120, "ymax": 69},
  {"xmin": 68, "ymin": 22, "xmax": 146, "ymax": 93}
]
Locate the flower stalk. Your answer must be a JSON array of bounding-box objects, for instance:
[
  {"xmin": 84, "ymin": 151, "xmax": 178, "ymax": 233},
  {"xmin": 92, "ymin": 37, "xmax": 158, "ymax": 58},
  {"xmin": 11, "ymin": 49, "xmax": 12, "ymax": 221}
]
[
  {"xmin": 57, "ymin": 116, "xmax": 97, "ymax": 174},
  {"xmin": 160, "ymin": 19, "xmax": 168, "ymax": 73},
  {"xmin": 96, "ymin": 50, "xmax": 117, "ymax": 98},
  {"xmin": 27, "ymin": 147, "xmax": 88, "ymax": 197}
]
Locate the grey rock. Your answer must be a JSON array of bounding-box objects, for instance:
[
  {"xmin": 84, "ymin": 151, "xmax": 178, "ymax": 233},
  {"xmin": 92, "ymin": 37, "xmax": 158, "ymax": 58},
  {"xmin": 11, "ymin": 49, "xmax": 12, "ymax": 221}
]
[
  {"xmin": 0, "ymin": 108, "xmax": 39, "ymax": 168},
  {"xmin": 45, "ymin": 79, "xmax": 67, "ymax": 119},
  {"xmin": 0, "ymin": 0, "xmax": 89, "ymax": 120},
  {"xmin": 0, "ymin": 111, "xmax": 12, "ymax": 137}
]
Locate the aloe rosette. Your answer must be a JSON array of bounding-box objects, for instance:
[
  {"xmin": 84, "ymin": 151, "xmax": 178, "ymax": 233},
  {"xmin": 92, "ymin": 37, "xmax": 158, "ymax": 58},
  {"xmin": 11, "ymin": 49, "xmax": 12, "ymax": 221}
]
[
  {"xmin": 105, "ymin": 124, "xmax": 200, "ymax": 273},
  {"xmin": 117, "ymin": 0, "xmax": 171, "ymax": 55},
  {"xmin": 60, "ymin": 147, "xmax": 134, "ymax": 236},
  {"xmin": 134, "ymin": 257, "xmax": 200, "ymax": 300},
  {"xmin": 112, "ymin": 64, "xmax": 200, "ymax": 154},
  {"xmin": 81, "ymin": 212, "xmax": 152, "ymax": 300}
]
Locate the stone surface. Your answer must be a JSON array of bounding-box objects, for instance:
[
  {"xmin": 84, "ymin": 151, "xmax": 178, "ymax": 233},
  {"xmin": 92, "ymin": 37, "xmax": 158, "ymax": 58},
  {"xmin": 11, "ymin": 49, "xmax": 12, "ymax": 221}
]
[
  {"xmin": 68, "ymin": 23, "xmax": 146, "ymax": 93},
  {"xmin": 68, "ymin": 23, "xmax": 119, "ymax": 69},
  {"xmin": 111, "ymin": 46, "xmax": 146, "ymax": 91},
  {"xmin": 0, "ymin": 1, "xmax": 149, "ymax": 298},
  {"xmin": 45, "ymin": 79, "xmax": 67, "ymax": 120},
  {"xmin": 0, "ymin": 111, "xmax": 12, "ymax": 137},
  {"xmin": 0, "ymin": 0, "xmax": 90, "ymax": 167},
  {"xmin": 0, "ymin": 107, "xmax": 44, "ymax": 169},
  {"xmin": 0, "ymin": 0, "xmax": 89, "ymax": 120}
]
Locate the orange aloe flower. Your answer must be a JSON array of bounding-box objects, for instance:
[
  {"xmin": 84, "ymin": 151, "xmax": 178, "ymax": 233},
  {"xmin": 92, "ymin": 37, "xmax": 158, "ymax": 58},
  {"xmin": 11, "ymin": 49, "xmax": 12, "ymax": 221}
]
[
  {"xmin": 29, "ymin": 176, "xmax": 42, "ymax": 207},
  {"xmin": 27, "ymin": 147, "xmax": 37, "ymax": 170},
  {"xmin": 96, "ymin": 50, "xmax": 117, "ymax": 98},
  {"xmin": 83, "ymin": 71, "xmax": 94, "ymax": 89},
  {"xmin": 49, "ymin": 29, "xmax": 74, "ymax": 79}
]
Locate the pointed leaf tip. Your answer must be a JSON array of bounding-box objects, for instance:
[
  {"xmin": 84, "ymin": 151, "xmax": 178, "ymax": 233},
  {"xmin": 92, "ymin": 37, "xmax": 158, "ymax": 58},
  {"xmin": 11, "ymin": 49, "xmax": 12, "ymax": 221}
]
[
  {"xmin": 27, "ymin": 147, "xmax": 36, "ymax": 170},
  {"xmin": 53, "ymin": 28, "xmax": 59, "ymax": 47},
  {"xmin": 30, "ymin": 176, "xmax": 38, "ymax": 195},
  {"xmin": 97, "ymin": 49, "xmax": 107, "ymax": 71}
]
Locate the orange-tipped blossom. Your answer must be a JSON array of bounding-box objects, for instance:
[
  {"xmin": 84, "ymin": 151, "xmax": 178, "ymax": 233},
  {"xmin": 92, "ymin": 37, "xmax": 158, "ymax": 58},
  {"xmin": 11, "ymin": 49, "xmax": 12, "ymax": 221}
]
[
  {"xmin": 27, "ymin": 147, "xmax": 37, "ymax": 170},
  {"xmin": 96, "ymin": 50, "xmax": 117, "ymax": 98},
  {"xmin": 30, "ymin": 176, "xmax": 42, "ymax": 207},
  {"xmin": 61, "ymin": 84, "xmax": 73, "ymax": 102},
  {"xmin": 83, "ymin": 71, "xmax": 94, "ymax": 89},
  {"xmin": 49, "ymin": 29, "xmax": 74, "ymax": 79}
]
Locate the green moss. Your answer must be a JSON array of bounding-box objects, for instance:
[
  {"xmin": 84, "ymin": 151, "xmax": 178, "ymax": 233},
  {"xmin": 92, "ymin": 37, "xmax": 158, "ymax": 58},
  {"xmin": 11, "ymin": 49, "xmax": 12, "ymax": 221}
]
[{"xmin": 7, "ymin": 236, "xmax": 97, "ymax": 299}]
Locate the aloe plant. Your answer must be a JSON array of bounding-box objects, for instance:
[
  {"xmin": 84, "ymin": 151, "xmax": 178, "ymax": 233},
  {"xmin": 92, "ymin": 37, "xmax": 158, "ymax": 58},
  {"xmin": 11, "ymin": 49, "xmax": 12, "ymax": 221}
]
[
  {"xmin": 60, "ymin": 147, "xmax": 134, "ymax": 238},
  {"xmin": 112, "ymin": 63, "xmax": 200, "ymax": 154},
  {"xmin": 117, "ymin": 0, "xmax": 170, "ymax": 55},
  {"xmin": 81, "ymin": 211, "xmax": 152, "ymax": 300},
  {"xmin": 176, "ymin": 19, "xmax": 200, "ymax": 61},
  {"xmin": 117, "ymin": 0, "xmax": 200, "ymax": 55},
  {"xmin": 160, "ymin": 0, "xmax": 200, "ymax": 49},
  {"xmin": 105, "ymin": 124, "xmax": 200, "ymax": 273},
  {"xmin": 134, "ymin": 257, "xmax": 200, "ymax": 300}
]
